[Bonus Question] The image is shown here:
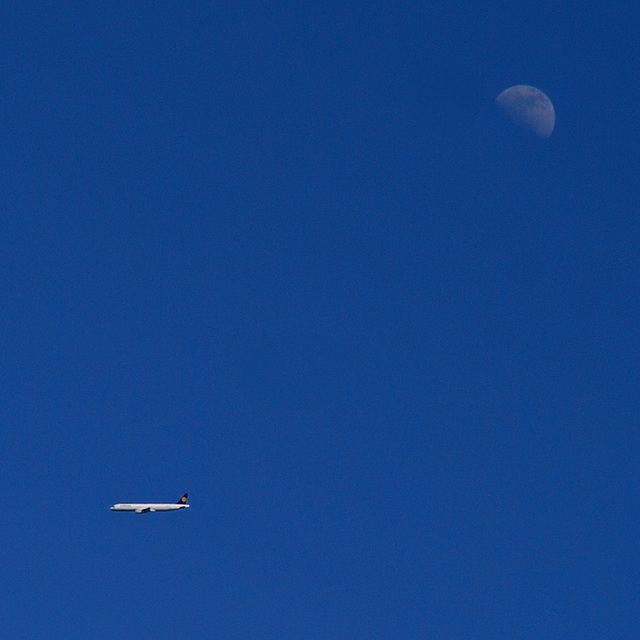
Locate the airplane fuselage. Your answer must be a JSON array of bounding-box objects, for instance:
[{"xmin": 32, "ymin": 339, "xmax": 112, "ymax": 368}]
[{"xmin": 110, "ymin": 503, "xmax": 189, "ymax": 513}]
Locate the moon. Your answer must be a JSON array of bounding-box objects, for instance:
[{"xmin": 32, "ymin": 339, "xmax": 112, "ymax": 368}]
[{"xmin": 496, "ymin": 85, "xmax": 555, "ymax": 137}]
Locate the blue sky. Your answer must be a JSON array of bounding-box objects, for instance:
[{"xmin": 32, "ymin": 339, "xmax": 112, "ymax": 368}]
[{"xmin": 2, "ymin": 2, "xmax": 639, "ymax": 638}]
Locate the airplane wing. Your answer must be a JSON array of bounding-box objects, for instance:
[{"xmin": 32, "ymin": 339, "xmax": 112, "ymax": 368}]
[{"xmin": 135, "ymin": 507, "xmax": 152, "ymax": 513}]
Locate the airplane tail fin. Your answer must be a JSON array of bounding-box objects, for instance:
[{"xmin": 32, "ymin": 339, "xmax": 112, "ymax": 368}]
[{"xmin": 177, "ymin": 493, "xmax": 188, "ymax": 504}]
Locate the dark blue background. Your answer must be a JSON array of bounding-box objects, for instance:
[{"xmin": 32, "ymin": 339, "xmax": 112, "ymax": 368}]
[{"xmin": 2, "ymin": 3, "xmax": 638, "ymax": 638}]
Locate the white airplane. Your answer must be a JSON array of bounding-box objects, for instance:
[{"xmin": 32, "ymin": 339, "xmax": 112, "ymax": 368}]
[{"xmin": 110, "ymin": 493, "xmax": 189, "ymax": 514}]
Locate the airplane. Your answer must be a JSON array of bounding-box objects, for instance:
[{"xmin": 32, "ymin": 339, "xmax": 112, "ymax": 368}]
[{"xmin": 110, "ymin": 493, "xmax": 189, "ymax": 514}]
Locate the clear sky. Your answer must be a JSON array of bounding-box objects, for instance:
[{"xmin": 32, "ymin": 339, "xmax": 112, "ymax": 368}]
[{"xmin": 2, "ymin": 3, "xmax": 639, "ymax": 638}]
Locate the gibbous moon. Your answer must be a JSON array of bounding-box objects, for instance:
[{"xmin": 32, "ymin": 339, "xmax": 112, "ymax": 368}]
[{"xmin": 496, "ymin": 85, "xmax": 555, "ymax": 137}]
